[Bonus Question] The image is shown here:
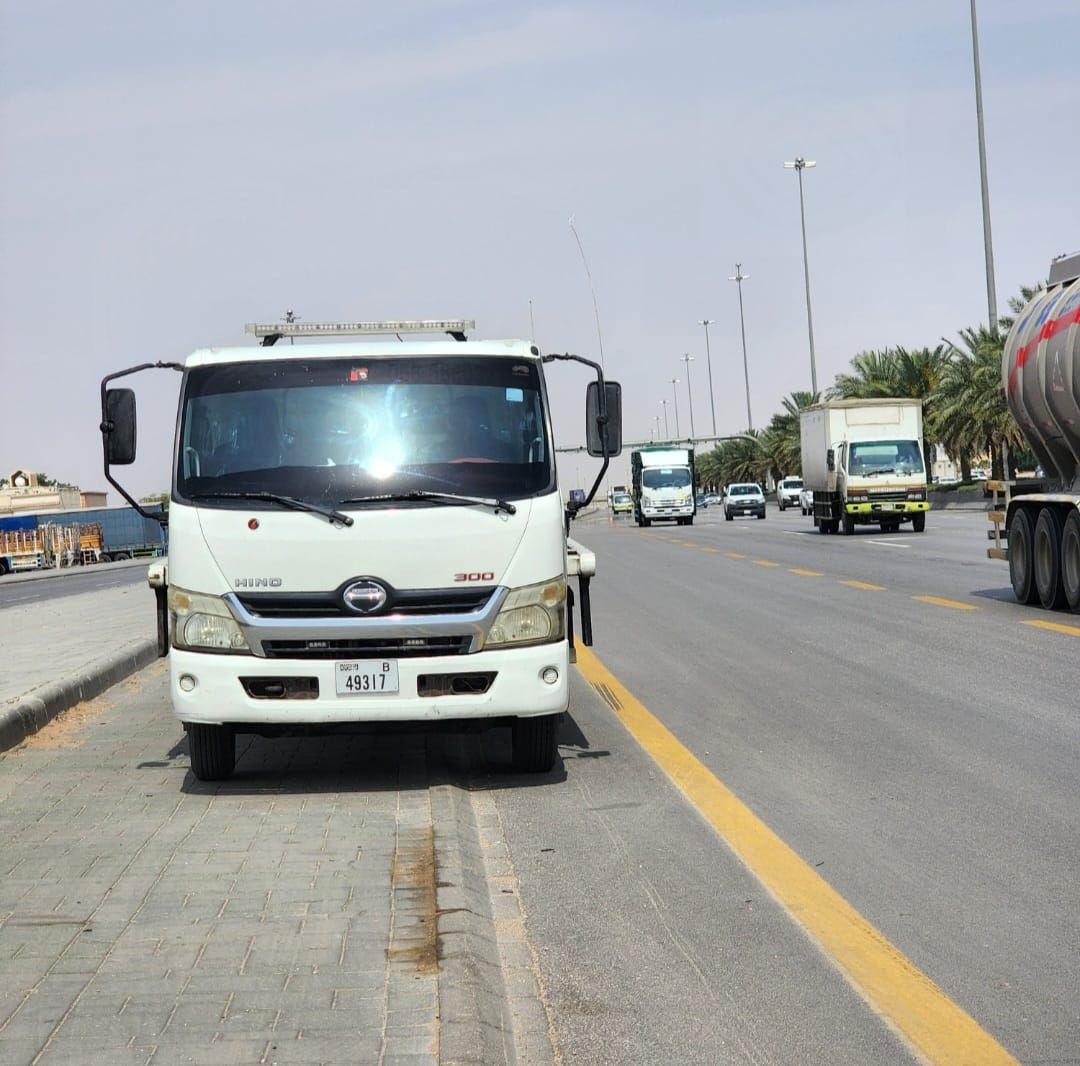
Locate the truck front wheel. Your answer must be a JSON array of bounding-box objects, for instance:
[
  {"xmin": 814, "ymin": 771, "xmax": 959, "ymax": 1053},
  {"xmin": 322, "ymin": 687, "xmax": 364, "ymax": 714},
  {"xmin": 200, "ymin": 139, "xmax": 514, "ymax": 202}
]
[
  {"xmin": 911, "ymin": 513, "xmax": 926, "ymax": 533},
  {"xmin": 187, "ymin": 724, "xmax": 235, "ymax": 781},
  {"xmin": 512, "ymin": 714, "xmax": 560, "ymax": 773},
  {"xmin": 842, "ymin": 513, "xmax": 855, "ymax": 535},
  {"xmin": 1008, "ymin": 508, "xmax": 1038, "ymax": 605}
]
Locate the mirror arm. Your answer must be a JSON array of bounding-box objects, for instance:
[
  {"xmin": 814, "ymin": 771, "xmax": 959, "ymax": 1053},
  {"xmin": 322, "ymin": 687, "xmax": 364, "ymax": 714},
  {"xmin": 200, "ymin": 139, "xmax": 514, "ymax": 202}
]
[
  {"xmin": 100, "ymin": 362, "xmax": 183, "ymax": 526},
  {"xmin": 544, "ymin": 353, "xmax": 611, "ymax": 529}
]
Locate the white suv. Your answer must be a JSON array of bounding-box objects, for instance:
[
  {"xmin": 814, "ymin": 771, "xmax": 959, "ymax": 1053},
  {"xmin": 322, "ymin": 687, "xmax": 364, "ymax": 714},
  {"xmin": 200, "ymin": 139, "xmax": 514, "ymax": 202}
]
[{"xmin": 776, "ymin": 476, "xmax": 804, "ymax": 511}]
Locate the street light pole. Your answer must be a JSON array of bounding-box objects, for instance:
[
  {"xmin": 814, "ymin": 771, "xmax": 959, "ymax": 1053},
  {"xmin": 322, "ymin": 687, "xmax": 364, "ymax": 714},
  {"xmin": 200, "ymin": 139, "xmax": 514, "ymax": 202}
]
[
  {"xmin": 697, "ymin": 319, "xmax": 717, "ymax": 436},
  {"xmin": 660, "ymin": 399, "xmax": 670, "ymax": 439},
  {"xmin": 670, "ymin": 378, "xmax": 681, "ymax": 439},
  {"xmin": 680, "ymin": 354, "xmax": 696, "ymax": 440},
  {"xmin": 727, "ymin": 264, "xmax": 754, "ymax": 430},
  {"xmin": 783, "ymin": 157, "xmax": 818, "ymax": 394},
  {"xmin": 969, "ymin": 0, "xmax": 998, "ymax": 335},
  {"xmin": 654, "ymin": 415, "xmax": 661, "ymax": 440}
]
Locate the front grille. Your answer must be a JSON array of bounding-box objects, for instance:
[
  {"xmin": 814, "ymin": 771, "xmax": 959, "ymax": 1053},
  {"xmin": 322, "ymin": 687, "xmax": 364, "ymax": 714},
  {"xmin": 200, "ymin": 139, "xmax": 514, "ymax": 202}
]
[
  {"xmin": 237, "ymin": 587, "xmax": 494, "ymax": 619},
  {"xmin": 866, "ymin": 489, "xmax": 907, "ymax": 502},
  {"xmin": 261, "ymin": 636, "xmax": 472, "ymax": 660}
]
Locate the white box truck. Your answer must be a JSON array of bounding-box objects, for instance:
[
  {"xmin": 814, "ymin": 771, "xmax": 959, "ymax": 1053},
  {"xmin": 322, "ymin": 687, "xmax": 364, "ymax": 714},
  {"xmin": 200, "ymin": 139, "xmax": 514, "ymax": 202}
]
[
  {"xmin": 100, "ymin": 319, "xmax": 621, "ymax": 780},
  {"xmin": 799, "ymin": 399, "xmax": 930, "ymax": 535},
  {"xmin": 630, "ymin": 446, "xmax": 696, "ymax": 526}
]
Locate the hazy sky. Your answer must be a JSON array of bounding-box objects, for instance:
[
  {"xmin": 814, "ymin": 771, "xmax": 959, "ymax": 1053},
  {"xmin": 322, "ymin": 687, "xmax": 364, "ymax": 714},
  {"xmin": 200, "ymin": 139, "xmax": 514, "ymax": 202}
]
[{"xmin": 2, "ymin": 1, "xmax": 1078, "ymax": 497}]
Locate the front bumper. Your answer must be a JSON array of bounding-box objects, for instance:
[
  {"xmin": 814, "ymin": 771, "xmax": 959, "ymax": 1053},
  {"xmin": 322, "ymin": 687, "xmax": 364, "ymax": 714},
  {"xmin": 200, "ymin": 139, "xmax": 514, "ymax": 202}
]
[
  {"xmin": 728, "ymin": 505, "xmax": 765, "ymax": 516},
  {"xmin": 642, "ymin": 506, "xmax": 694, "ymax": 518},
  {"xmin": 169, "ymin": 641, "xmax": 570, "ymax": 726},
  {"xmin": 845, "ymin": 501, "xmax": 931, "ymax": 516}
]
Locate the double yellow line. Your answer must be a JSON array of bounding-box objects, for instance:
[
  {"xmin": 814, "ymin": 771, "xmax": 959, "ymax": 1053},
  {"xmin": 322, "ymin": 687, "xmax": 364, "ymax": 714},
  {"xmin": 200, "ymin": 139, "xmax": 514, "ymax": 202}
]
[{"xmin": 575, "ymin": 644, "xmax": 1018, "ymax": 1065}]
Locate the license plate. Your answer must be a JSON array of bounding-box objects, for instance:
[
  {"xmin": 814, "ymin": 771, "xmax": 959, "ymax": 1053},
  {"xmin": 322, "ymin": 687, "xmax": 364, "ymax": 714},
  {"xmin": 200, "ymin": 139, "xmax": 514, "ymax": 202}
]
[
  {"xmin": 880, "ymin": 503, "xmax": 895, "ymax": 511},
  {"xmin": 335, "ymin": 660, "xmax": 399, "ymax": 696}
]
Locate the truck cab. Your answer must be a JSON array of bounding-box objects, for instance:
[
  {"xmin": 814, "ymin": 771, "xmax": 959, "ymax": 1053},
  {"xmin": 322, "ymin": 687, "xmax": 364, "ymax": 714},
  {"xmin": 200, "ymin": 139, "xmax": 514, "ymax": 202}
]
[{"xmin": 100, "ymin": 319, "xmax": 621, "ymax": 780}]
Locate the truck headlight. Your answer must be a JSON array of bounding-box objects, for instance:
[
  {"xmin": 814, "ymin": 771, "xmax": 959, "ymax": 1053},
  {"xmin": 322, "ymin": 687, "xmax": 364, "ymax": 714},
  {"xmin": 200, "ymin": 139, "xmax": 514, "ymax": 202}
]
[
  {"xmin": 168, "ymin": 587, "xmax": 251, "ymax": 653},
  {"xmin": 485, "ymin": 576, "xmax": 566, "ymax": 649}
]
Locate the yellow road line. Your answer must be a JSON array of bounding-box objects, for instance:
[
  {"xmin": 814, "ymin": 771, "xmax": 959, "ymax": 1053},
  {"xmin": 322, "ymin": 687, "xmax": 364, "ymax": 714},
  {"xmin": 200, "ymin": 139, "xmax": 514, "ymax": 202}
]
[
  {"xmin": 1022, "ymin": 618, "xmax": 1080, "ymax": 638},
  {"xmin": 575, "ymin": 645, "xmax": 1018, "ymax": 1066},
  {"xmin": 840, "ymin": 579, "xmax": 887, "ymax": 591},
  {"xmin": 701, "ymin": 547, "xmax": 721, "ymax": 554},
  {"xmin": 753, "ymin": 559, "xmax": 780, "ymax": 568},
  {"xmin": 725, "ymin": 552, "xmax": 745, "ymax": 559},
  {"xmin": 914, "ymin": 595, "xmax": 978, "ymax": 612},
  {"xmin": 789, "ymin": 567, "xmax": 823, "ymax": 577}
]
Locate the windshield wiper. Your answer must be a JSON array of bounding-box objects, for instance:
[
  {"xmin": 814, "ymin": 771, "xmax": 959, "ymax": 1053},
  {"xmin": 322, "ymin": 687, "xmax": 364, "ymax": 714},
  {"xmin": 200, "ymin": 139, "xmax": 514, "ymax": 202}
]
[
  {"xmin": 188, "ymin": 491, "xmax": 354, "ymax": 526},
  {"xmin": 339, "ymin": 491, "xmax": 516, "ymax": 516}
]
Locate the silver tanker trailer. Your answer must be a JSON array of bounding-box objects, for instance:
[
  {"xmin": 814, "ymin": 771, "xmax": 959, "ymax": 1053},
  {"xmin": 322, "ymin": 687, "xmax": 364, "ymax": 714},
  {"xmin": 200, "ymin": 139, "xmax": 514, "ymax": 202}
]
[{"xmin": 989, "ymin": 250, "xmax": 1080, "ymax": 610}]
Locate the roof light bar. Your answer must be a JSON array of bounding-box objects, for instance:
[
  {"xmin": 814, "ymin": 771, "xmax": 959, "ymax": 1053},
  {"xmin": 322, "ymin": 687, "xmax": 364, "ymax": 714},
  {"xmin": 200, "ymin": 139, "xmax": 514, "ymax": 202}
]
[{"xmin": 244, "ymin": 319, "xmax": 475, "ymax": 339}]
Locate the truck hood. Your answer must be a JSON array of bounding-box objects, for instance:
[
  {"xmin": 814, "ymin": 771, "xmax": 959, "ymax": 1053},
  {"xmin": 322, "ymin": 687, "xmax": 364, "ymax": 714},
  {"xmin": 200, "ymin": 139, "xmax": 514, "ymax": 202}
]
[{"xmin": 166, "ymin": 496, "xmax": 559, "ymax": 595}]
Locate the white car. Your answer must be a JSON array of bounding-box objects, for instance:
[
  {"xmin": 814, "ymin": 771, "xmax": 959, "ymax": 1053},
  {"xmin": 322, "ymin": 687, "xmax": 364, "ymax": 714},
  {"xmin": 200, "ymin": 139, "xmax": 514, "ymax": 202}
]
[
  {"xmin": 776, "ymin": 476, "xmax": 804, "ymax": 511},
  {"xmin": 724, "ymin": 483, "xmax": 766, "ymax": 520},
  {"xmin": 799, "ymin": 487, "xmax": 813, "ymax": 515}
]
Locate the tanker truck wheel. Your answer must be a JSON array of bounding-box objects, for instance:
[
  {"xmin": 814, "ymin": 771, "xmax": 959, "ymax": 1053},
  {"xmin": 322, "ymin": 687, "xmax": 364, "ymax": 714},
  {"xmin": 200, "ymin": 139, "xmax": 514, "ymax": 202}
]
[
  {"xmin": 1034, "ymin": 507, "xmax": 1067, "ymax": 610},
  {"xmin": 1008, "ymin": 508, "xmax": 1038, "ymax": 605},
  {"xmin": 1061, "ymin": 510, "xmax": 1080, "ymax": 612}
]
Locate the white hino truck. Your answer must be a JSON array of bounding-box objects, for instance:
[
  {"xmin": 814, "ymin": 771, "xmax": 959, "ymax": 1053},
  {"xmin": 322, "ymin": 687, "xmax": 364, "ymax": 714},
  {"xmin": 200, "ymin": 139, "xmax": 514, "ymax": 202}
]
[
  {"xmin": 99, "ymin": 319, "xmax": 621, "ymax": 780},
  {"xmin": 800, "ymin": 398, "xmax": 930, "ymax": 535}
]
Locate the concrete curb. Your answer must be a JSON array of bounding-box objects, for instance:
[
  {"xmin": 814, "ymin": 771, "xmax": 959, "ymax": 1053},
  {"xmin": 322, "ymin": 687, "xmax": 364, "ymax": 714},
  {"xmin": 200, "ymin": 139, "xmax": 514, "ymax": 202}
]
[
  {"xmin": 0, "ymin": 638, "xmax": 160, "ymax": 754},
  {"xmin": 0, "ymin": 556, "xmax": 153, "ymax": 586},
  {"xmin": 432, "ymin": 780, "xmax": 514, "ymax": 1065}
]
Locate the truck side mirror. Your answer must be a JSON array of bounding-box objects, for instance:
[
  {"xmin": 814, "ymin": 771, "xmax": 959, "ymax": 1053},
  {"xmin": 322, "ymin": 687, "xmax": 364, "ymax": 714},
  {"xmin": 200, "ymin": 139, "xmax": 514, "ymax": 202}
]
[
  {"xmin": 103, "ymin": 388, "xmax": 138, "ymax": 465},
  {"xmin": 586, "ymin": 380, "xmax": 622, "ymax": 458},
  {"xmin": 826, "ymin": 448, "xmax": 835, "ymax": 472}
]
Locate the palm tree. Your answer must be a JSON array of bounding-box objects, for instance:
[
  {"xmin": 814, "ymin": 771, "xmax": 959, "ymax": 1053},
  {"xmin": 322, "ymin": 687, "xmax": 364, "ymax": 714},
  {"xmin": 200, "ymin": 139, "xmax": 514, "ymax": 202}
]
[
  {"xmin": 760, "ymin": 391, "xmax": 819, "ymax": 480},
  {"xmin": 940, "ymin": 325, "xmax": 1024, "ymax": 479}
]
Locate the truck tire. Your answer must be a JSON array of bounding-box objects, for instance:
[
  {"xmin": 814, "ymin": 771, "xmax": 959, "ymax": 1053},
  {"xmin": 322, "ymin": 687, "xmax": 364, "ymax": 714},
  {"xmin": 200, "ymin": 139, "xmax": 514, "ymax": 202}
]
[
  {"xmin": 1008, "ymin": 508, "xmax": 1038, "ymax": 605},
  {"xmin": 725, "ymin": 510, "xmax": 733, "ymax": 521},
  {"xmin": 642, "ymin": 516, "xmax": 651, "ymax": 528},
  {"xmin": 778, "ymin": 500, "xmax": 785, "ymax": 511},
  {"xmin": 188, "ymin": 724, "xmax": 235, "ymax": 781},
  {"xmin": 685, "ymin": 517, "xmax": 694, "ymax": 526},
  {"xmin": 912, "ymin": 513, "xmax": 926, "ymax": 533},
  {"xmin": 842, "ymin": 513, "xmax": 855, "ymax": 535},
  {"xmin": 512, "ymin": 714, "xmax": 560, "ymax": 773},
  {"xmin": 1034, "ymin": 507, "xmax": 1067, "ymax": 610},
  {"xmin": 1061, "ymin": 510, "xmax": 1080, "ymax": 612}
]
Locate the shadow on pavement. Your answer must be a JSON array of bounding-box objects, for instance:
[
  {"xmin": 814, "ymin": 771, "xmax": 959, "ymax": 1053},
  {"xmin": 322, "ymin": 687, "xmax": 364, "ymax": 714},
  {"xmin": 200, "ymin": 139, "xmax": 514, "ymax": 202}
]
[{"xmin": 167, "ymin": 711, "xmax": 612, "ymax": 796}]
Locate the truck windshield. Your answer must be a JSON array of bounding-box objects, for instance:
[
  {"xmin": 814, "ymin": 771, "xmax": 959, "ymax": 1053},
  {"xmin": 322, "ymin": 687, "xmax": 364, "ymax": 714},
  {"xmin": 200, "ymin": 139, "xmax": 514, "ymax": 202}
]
[
  {"xmin": 848, "ymin": 440, "xmax": 924, "ymax": 475},
  {"xmin": 642, "ymin": 468, "xmax": 691, "ymax": 489},
  {"xmin": 175, "ymin": 356, "xmax": 553, "ymax": 506}
]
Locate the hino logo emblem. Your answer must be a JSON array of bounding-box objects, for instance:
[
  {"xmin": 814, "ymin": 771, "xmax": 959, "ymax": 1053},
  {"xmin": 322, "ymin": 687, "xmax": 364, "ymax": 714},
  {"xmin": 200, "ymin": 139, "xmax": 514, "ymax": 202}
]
[
  {"xmin": 235, "ymin": 577, "xmax": 283, "ymax": 588},
  {"xmin": 343, "ymin": 579, "xmax": 388, "ymax": 614}
]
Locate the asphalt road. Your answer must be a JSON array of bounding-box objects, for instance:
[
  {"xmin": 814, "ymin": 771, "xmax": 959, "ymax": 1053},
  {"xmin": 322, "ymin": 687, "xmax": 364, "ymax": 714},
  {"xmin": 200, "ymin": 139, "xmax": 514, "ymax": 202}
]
[
  {"xmin": 0, "ymin": 562, "xmax": 147, "ymax": 609},
  {"xmin": 551, "ymin": 504, "xmax": 1078, "ymax": 1062},
  {"xmin": 2, "ymin": 505, "xmax": 1076, "ymax": 1063}
]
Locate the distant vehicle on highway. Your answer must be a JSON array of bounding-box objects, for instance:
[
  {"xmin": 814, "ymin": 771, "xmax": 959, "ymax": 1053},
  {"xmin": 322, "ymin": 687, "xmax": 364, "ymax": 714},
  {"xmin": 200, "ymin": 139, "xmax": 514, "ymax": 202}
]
[
  {"xmin": 703, "ymin": 492, "xmax": 721, "ymax": 507},
  {"xmin": 799, "ymin": 487, "xmax": 813, "ymax": 515},
  {"xmin": 776, "ymin": 476, "xmax": 804, "ymax": 511},
  {"xmin": 610, "ymin": 492, "xmax": 633, "ymax": 515},
  {"xmin": 695, "ymin": 494, "xmax": 708, "ymax": 509},
  {"xmin": 724, "ymin": 483, "xmax": 766, "ymax": 520}
]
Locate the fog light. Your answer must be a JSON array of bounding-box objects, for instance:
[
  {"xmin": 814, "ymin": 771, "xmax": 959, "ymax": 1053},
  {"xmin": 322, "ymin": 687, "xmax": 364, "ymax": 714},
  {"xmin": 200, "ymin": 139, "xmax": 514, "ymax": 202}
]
[
  {"xmin": 179, "ymin": 674, "xmax": 197, "ymax": 692},
  {"xmin": 541, "ymin": 667, "xmax": 559, "ymax": 685}
]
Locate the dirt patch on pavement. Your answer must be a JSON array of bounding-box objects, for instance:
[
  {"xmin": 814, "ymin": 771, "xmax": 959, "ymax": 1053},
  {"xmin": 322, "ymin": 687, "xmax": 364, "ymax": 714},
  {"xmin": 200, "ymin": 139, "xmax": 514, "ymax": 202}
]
[
  {"xmin": 388, "ymin": 824, "xmax": 439, "ymax": 976},
  {"xmin": 17, "ymin": 668, "xmax": 154, "ymax": 751}
]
